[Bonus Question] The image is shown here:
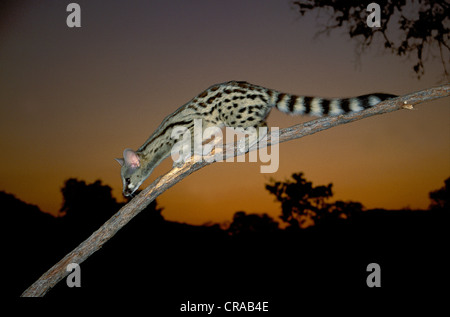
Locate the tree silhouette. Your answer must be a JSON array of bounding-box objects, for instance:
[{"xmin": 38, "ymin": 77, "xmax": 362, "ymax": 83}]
[
  {"xmin": 429, "ymin": 176, "xmax": 450, "ymax": 211},
  {"xmin": 326, "ymin": 200, "xmax": 363, "ymax": 222},
  {"xmin": 228, "ymin": 211, "xmax": 279, "ymax": 236},
  {"xmin": 59, "ymin": 179, "xmax": 120, "ymax": 224},
  {"xmin": 292, "ymin": 0, "xmax": 449, "ymax": 79},
  {"xmin": 59, "ymin": 178, "xmax": 163, "ymax": 238},
  {"xmin": 266, "ymin": 172, "xmax": 363, "ymax": 228}
]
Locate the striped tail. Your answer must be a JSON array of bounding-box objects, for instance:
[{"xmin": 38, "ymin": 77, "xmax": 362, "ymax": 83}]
[{"xmin": 272, "ymin": 92, "xmax": 397, "ymax": 116}]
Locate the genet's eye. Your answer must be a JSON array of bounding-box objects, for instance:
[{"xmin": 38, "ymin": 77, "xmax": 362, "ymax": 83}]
[{"xmin": 125, "ymin": 178, "xmax": 131, "ymax": 184}]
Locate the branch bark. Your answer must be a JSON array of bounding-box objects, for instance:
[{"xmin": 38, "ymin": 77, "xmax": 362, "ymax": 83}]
[{"xmin": 21, "ymin": 84, "xmax": 449, "ymax": 297}]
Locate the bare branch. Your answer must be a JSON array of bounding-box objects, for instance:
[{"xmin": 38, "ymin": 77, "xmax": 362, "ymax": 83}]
[{"xmin": 21, "ymin": 84, "xmax": 449, "ymax": 297}]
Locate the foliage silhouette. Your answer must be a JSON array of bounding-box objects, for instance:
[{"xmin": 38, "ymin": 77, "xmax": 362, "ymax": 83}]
[
  {"xmin": 266, "ymin": 172, "xmax": 363, "ymax": 229},
  {"xmin": 4, "ymin": 174, "xmax": 449, "ymax": 303},
  {"xmin": 0, "ymin": 179, "xmax": 164, "ymax": 297},
  {"xmin": 227, "ymin": 211, "xmax": 279, "ymax": 237},
  {"xmin": 292, "ymin": 0, "xmax": 450, "ymax": 79},
  {"xmin": 58, "ymin": 178, "xmax": 165, "ymax": 251},
  {"xmin": 59, "ymin": 179, "xmax": 120, "ymax": 226},
  {"xmin": 428, "ymin": 176, "xmax": 450, "ymax": 211},
  {"xmin": 0, "ymin": 192, "xmax": 57, "ymax": 296}
]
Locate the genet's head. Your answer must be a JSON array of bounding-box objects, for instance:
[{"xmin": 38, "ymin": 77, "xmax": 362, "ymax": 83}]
[{"xmin": 115, "ymin": 149, "xmax": 144, "ymax": 197}]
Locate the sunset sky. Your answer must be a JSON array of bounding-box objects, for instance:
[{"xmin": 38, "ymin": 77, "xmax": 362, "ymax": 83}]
[{"xmin": 1, "ymin": 0, "xmax": 448, "ymax": 226}]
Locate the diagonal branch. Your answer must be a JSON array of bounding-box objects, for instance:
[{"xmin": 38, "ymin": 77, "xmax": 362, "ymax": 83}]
[{"xmin": 21, "ymin": 84, "xmax": 449, "ymax": 297}]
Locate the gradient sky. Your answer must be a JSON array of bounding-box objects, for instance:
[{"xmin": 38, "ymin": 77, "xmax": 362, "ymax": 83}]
[{"xmin": 1, "ymin": 0, "xmax": 449, "ymax": 225}]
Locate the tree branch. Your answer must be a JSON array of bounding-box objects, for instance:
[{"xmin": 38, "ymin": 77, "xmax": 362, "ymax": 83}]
[{"xmin": 21, "ymin": 84, "xmax": 449, "ymax": 297}]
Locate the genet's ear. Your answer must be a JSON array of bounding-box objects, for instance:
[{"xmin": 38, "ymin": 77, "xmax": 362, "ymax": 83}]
[
  {"xmin": 123, "ymin": 148, "xmax": 140, "ymax": 168},
  {"xmin": 115, "ymin": 158, "xmax": 125, "ymax": 166}
]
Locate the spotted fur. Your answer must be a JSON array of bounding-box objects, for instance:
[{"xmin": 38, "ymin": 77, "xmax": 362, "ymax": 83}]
[{"xmin": 116, "ymin": 81, "xmax": 396, "ymax": 196}]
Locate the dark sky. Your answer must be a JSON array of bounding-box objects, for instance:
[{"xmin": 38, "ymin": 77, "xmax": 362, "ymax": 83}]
[{"xmin": 0, "ymin": 0, "xmax": 448, "ymax": 225}]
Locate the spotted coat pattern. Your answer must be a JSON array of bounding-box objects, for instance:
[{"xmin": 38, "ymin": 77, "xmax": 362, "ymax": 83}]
[{"xmin": 117, "ymin": 81, "xmax": 396, "ymax": 196}]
